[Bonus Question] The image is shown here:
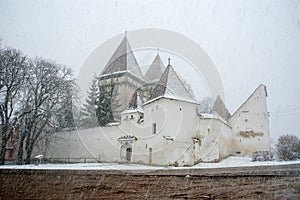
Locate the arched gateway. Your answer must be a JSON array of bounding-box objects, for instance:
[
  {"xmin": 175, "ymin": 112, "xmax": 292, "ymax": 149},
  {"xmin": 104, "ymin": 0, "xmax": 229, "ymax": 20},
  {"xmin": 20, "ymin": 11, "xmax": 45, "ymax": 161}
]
[{"xmin": 117, "ymin": 135, "xmax": 137, "ymax": 162}]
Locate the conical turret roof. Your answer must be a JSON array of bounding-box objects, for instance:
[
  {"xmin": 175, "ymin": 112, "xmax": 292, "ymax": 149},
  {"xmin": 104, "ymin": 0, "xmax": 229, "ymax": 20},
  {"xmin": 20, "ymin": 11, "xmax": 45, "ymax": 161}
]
[
  {"xmin": 212, "ymin": 95, "xmax": 231, "ymax": 120},
  {"xmin": 149, "ymin": 62, "xmax": 197, "ymax": 104},
  {"xmin": 144, "ymin": 54, "xmax": 165, "ymax": 82},
  {"xmin": 101, "ymin": 36, "xmax": 143, "ymax": 79}
]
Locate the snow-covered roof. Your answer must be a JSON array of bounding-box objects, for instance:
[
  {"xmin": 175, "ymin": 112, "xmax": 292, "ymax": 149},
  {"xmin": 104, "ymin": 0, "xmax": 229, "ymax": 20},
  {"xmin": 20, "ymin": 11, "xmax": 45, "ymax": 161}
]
[
  {"xmin": 100, "ymin": 36, "xmax": 144, "ymax": 80},
  {"xmin": 144, "ymin": 54, "xmax": 165, "ymax": 82},
  {"xmin": 143, "ymin": 94, "xmax": 198, "ymax": 106},
  {"xmin": 105, "ymin": 122, "xmax": 120, "ymax": 127},
  {"xmin": 120, "ymin": 109, "xmax": 144, "ymax": 115},
  {"xmin": 199, "ymin": 113, "xmax": 229, "ymax": 125},
  {"xmin": 199, "ymin": 113, "xmax": 218, "ymax": 119},
  {"xmin": 147, "ymin": 63, "xmax": 198, "ymax": 104},
  {"xmin": 98, "ymin": 70, "xmax": 127, "ymax": 79}
]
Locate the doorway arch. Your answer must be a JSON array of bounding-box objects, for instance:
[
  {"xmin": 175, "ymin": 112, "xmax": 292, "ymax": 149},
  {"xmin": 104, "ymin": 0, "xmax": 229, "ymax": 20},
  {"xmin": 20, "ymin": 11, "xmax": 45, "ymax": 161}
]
[{"xmin": 120, "ymin": 143, "xmax": 132, "ymax": 162}]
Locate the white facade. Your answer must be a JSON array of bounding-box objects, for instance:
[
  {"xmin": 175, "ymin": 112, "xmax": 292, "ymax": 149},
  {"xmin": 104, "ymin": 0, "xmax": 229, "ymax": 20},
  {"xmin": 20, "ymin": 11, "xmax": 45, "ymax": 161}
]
[
  {"xmin": 228, "ymin": 84, "xmax": 270, "ymax": 155},
  {"xmin": 39, "ymin": 84, "xmax": 270, "ymax": 166},
  {"xmin": 35, "ymin": 37, "xmax": 271, "ymax": 166}
]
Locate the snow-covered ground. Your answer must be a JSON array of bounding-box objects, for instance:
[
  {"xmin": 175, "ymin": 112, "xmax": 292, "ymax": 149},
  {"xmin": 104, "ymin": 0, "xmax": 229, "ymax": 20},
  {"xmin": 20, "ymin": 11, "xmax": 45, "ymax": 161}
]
[
  {"xmin": 0, "ymin": 156, "xmax": 299, "ymax": 170},
  {"xmin": 191, "ymin": 156, "xmax": 300, "ymax": 169}
]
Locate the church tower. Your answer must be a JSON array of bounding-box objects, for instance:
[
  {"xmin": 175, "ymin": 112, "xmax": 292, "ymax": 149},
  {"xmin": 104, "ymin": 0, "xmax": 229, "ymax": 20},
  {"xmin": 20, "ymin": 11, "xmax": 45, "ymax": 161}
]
[{"xmin": 98, "ymin": 34, "xmax": 145, "ymax": 120}]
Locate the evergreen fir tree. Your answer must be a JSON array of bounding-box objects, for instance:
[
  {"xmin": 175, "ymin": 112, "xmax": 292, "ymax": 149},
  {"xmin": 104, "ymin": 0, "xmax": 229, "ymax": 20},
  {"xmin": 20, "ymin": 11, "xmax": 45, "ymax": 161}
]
[
  {"xmin": 81, "ymin": 78, "xmax": 98, "ymax": 128},
  {"xmin": 110, "ymin": 80, "xmax": 121, "ymax": 121},
  {"xmin": 96, "ymin": 83, "xmax": 109, "ymax": 126},
  {"xmin": 96, "ymin": 80, "xmax": 121, "ymax": 125}
]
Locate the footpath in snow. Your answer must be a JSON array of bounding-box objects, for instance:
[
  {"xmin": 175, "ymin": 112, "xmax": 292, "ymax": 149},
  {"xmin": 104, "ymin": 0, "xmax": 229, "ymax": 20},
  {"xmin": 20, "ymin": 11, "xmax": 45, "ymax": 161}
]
[{"xmin": 0, "ymin": 156, "xmax": 299, "ymax": 171}]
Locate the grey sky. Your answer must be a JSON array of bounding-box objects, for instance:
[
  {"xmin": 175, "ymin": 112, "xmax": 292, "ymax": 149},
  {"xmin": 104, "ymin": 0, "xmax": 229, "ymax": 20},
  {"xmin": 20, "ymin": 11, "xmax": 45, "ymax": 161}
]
[{"xmin": 0, "ymin": 0, "xmax": 299, "ymax": 141}]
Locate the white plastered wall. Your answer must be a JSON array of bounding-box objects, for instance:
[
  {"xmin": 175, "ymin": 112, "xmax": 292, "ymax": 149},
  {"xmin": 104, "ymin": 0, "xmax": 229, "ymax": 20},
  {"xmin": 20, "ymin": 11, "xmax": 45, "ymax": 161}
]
[
  {"xmin": 229, "ymin": 85, "xmax": 270, "ymax": 155},
  {"xmin": 36, "ymin": 85, "xmax": 271, "ymax": 165}
]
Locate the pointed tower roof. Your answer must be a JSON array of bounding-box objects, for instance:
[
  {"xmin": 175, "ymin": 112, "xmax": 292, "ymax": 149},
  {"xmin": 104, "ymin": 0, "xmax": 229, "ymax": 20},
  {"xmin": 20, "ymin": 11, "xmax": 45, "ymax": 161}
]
[
  {"xmin": 147, "ymin": 60, "xmax": 197, "ymax": 104},
  {"xmin": 144, "ymin": 54, "xmax": 165, "ymax": 82},
  {"xmin": 212, "ymin": 95, "xmax": 231, "ymax": 120},
  {"xmin": 100, "ymin": 35, "xmax": 143, "ymax": 80}
]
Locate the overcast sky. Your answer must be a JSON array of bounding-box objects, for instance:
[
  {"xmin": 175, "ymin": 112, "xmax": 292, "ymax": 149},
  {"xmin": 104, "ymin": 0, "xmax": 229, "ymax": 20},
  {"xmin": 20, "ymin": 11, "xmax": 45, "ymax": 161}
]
[{"xmin": 0, "ymin": 0, "xmax": 299, "ymax": 141}]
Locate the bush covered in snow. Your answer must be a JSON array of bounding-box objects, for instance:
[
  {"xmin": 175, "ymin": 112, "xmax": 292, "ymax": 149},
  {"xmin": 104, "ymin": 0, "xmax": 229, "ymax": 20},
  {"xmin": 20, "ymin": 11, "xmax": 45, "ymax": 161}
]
[
  {"xmin": 251, "ymin": 151, "xmax": 274, "ymax": 162},
  {"xmin": 276, "ymin": 134, "xmax": 300, "ymax": 161}
]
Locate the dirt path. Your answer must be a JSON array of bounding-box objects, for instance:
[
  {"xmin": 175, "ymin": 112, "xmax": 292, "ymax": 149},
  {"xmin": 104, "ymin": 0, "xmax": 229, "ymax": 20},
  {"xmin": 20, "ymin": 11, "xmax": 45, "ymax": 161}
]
[{"xmin": 1, "ymin": 164, "xmax": 299, "ymax": 199}]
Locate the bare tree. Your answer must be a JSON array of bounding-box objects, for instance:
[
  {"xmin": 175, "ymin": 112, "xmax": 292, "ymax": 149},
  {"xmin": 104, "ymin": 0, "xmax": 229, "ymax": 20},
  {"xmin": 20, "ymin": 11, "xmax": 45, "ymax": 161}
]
[
  {"xmin": 180, "ymin": 76, "xmax": 196, "ymax": 99},
  {"xmin": 0, "ymin": 47, "xmax": 27, "ymax": 165},
  {"xmin": 16, "ymin": 58, "xmax": 75, "ymax": 164},
  {"xmin": 198, "ymin": 97, "xmax": 213, "ymax": 114}
]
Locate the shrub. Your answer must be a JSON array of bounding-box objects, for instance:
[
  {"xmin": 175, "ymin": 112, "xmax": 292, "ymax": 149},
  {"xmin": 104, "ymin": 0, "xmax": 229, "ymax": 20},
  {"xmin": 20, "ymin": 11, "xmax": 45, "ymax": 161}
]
[
  {"xmin": 276, "ymin": 134, "xmax": 300, "ymax": 161},
  {"xmin": 252, "ymin": 151, "xmax": 274, "ymax": 162}
]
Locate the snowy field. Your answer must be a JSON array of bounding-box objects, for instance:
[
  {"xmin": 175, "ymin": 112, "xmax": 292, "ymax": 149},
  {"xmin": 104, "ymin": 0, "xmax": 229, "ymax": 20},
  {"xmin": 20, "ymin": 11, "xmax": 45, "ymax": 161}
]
[{"xmin": 0, "ymin": 156, "xmax": 299, "ymax": 170}]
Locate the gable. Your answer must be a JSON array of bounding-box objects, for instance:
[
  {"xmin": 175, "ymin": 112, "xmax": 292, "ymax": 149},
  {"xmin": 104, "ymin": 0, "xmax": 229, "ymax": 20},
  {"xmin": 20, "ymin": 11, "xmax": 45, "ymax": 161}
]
[{"xmin": 230, "ymin": 84, "xmax": 268, "ymax": 120}]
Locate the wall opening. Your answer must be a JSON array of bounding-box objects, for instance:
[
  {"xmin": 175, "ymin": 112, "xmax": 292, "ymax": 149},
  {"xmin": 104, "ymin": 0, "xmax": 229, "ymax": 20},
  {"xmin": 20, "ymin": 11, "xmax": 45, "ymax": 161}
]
[
  {"xmin": 120, "ymin": 143, "xmax": 133, "ymax": 162},
  {"xmin": 149, "ymin": 148, "xmax": 152, "ymax": 163},
  {"xmin": 126, "ymin": 147, "xmax": 132, "ymax": 161},
  {"xmin": 152, "ymin": 123, "xmax": 157, "ymax": 134}
]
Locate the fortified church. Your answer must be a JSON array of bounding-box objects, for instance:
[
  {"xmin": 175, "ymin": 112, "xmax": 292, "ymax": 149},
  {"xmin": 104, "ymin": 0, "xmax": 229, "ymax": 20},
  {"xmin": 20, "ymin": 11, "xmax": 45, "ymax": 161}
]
[{"xmin": 42, "ymin": 35, "xmax": 271, "ymax": 166}]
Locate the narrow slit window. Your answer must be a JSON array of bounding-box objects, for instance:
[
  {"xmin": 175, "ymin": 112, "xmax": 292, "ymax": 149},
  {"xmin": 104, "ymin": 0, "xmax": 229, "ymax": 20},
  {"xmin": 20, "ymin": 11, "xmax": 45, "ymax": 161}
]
[{"xmin": 152, "ymin": 123, "xmax": 157, "ymax": 134}]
